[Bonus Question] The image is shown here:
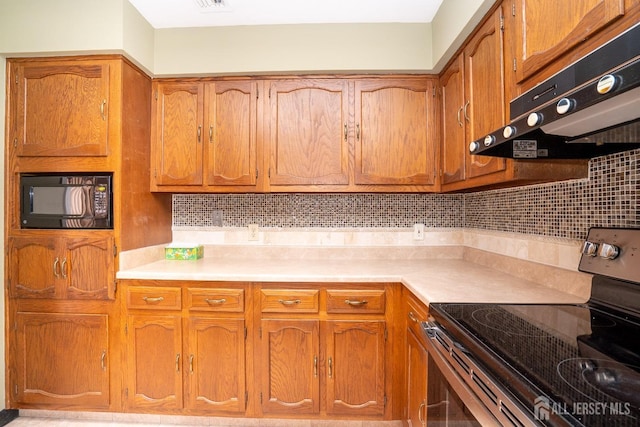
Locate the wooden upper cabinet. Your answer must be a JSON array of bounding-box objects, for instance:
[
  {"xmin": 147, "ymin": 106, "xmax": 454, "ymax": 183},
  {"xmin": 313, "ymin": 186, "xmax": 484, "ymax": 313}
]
[
  {"xmin": 12, "ymin": 61, "xmax": 110, "ymax": 157},
  {"xmin": 266, "ymin": 79, "xmax": 350, "ymax": 187},
  {"xmin": 513, "ymin": 0, "xmax": 625, "ymax": 83},
  {"xmin": 206, "ymin": 81, "xmax": 258, "ymax": 187},
  {"xmin": 464, "ymin": 9, "xmax": 507, "ymax": 180},
  {"xmin": 354, "ymin": 80, "xmax": 437, "ymax": 186},
  {"xmin": 440, "ymin": 7, "xmax": 507, "ymax": 190},
  {"xmin": 152, "ymin": 82, "xmax": 204, "ymax": 186},
  {"xmin": 440, "ymin": 56, "xmax": 466, "ymax": 185},
  {"xmin": 8, "ymin": 235, "xmax": 115, "ymax": 300}
]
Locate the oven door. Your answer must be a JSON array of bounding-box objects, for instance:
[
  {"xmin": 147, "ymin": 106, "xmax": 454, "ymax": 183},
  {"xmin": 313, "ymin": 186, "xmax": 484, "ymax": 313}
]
[
  {"xmin": 422, "ymin": 319, "xmax": 535, "ymax": 426},
  {"xmin": 427, "ymin": 349, "xmax": 484, "ymax": 426},
  {"xmin": 423, "ymin": 332, "xmax": 497, "ymax": 426}
]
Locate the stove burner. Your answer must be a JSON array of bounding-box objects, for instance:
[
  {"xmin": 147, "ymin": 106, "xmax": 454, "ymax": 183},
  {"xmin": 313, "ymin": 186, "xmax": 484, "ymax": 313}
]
[
  {"xmin": 557, "ymin": 358, "xmax": 640, "ymax": 413},
  {"xmin": 471, "ymin": 308, "xmax": 549, "ymax": 337}
]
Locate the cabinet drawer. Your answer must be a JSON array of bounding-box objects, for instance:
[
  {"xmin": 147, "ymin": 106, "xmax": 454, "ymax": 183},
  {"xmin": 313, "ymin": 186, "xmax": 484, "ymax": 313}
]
[
  {"xmin": 187, "ymin": 288, "xmax": 244, "ymax": 312},
  {"xmin": 261, "ymin": 289, "xmax": 319, "ymax": 313},
  {"xmin": 326, "ymin": 289, "xmax": 386, "ymax": 314},
  {"xmin": 405, "ymin": 291, "xmax": 429, "ymax": 337},
  {"xmin": 126, "ymin": 286, "xmax": 182, "ymax": 310}
]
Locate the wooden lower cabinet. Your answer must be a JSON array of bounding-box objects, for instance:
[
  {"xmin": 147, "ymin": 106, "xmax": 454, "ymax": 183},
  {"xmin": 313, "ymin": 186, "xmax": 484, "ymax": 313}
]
[
  {"xmin": 126, "ymin": 314, "xmax": 183, "ymax": 411},
  {"xmin": 403, "ymin": 287, "xmax": 430, "ymax": 426},
  {"xmin": 406, "ymin": 329, "xmax": 428, "ymax": 426},
  {"xmin": 123, "ymin": 281, "xmax": 248, "ymax": 416},
  {"xmin": 325, "ymin": 320, "xmax": 386, "ymax": 417},
  {"xmin": 257, "ymin": 284, "xmax": 392, "ymax": 419},
  {"xmin": 12, "ymin": 310, "xmax": 111, "ymax": 408},
  {"xmin": 185, "ymin": 316, "xmax": 247, "ymax": 413},
  {"xmin": 259, "ymin": 319, "xmax": 320, "ymax": 415}
]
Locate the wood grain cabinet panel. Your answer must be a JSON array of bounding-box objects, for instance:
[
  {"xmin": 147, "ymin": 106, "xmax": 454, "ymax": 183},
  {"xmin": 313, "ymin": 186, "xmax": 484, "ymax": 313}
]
[
  {"xmin": 206, "ymin": 81, "xmax": 258, "ymax": 187},
  {"xmin": 185, "ymin": 316, "xmax": 246, "ymax": 414},
  {"xmin": 121, "ymin": 281, "xmax": 250, "ymax": 416},
  {"xmin": 354, "ymin": 79, "xmax": 437, "ymax": 186},
  {"xmin": 260, "ymin": 288, "xmax": 320, "ymax": 313},
  {"xmin": 187, "ymin": 288, "xmax": 245, "ymax": 313},
  {"xmin": 325, "ymin": 320, "xmax": 386, "ymax": 417},
  {"xmin": 126, "ymin": 314, "xmax": 184, "ymax": 411},
  {"xmin": 257, "ymin": 283, "xmax": 391, "ymax": 420},
  {"xmin": 12, "ymin": 62, "xmax": 110, "ymax": 157},
  {"xmin": 13, "ymin": 312, "xmax": 110, "ymax": 408},
  {"xmin": 152, "ymin": 82, "xmax": 204, "ymax": 186},
  {"xmin": 259, "ymin": 319, "xmax": 320, "ymax": 415},
  {"xmin": 440, "ymin": 7, "xmax": 508, "ymax": 189},
  {"xmin": 513, "ymin": 0, "xmax": 625, "ymax": 83},
  {"xmin": 326, "ymin": 289, "xmax": 386, "ymax": 314},
  {"xmin": 267, "ymin": 79, "xmax": 350, "ymax": 187},
  {"xmin": 151, "ymin": 80, "xmax": 261, "ymax": 191},
  {"xmin": 8, "ymin": 235, "xmax": 115, "ymax": 300}
]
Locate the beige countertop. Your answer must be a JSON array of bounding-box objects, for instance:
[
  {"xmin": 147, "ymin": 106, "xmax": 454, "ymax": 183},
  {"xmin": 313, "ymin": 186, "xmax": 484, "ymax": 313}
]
[{"xmin": 116, "ymin": 250, "xmax": 591, "ymax": 306}]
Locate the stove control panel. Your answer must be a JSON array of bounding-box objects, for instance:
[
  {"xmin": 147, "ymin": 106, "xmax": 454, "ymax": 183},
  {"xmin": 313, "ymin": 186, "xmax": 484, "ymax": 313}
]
[{"xmin": 579, "ymin": 227, "xmax": 640, "ymax": 283}]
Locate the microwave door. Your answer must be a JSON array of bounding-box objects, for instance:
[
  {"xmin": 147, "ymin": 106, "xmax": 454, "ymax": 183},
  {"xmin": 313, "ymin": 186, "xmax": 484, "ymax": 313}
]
[{"xmin": 63, "ymin": 185, "xmax": 95, "ymax": 228}]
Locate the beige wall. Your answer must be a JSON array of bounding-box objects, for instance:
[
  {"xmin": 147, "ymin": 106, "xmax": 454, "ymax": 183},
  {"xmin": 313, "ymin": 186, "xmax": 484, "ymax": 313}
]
[
  {"xmin": 431, "ymin": 0, "xmax": 496, "ymax": 71},
  {"xmin": 153, "ymin": 23, "xmax": 433, "ymax": 76}
]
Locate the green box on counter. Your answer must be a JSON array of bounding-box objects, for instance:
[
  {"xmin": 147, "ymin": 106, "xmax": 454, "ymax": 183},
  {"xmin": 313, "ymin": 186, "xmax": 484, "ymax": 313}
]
[{"xmin": 164, "ymin": 244, "xmax": 204, "ymax": 260}]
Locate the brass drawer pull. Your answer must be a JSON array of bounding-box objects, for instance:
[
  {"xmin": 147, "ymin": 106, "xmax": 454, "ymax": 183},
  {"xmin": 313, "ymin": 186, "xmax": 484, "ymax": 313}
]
[
  {"xmin": 101, "ymin": 350, "xmax": 107, "ymax": 371},
  {"xmin": 278, "ymin": 299, "xmax": 301, "ymax": 306},
  {"xmin": 408, "ymin": 311, "xmax": 419, "ymax": 323},
  {"xmin": 344, "ymin": 299, "xmax": 368, "ymax": 306},
  {"xmin": 142, "ymin": 296, "xmax": 165, "ymax": 304},
  {"xmin": 205, "ymin": 298, "xmax": 227, "ymax": 305},
  {"xmin": 53, "ymin": 257, "xmax": 60, "ymax": 278}
]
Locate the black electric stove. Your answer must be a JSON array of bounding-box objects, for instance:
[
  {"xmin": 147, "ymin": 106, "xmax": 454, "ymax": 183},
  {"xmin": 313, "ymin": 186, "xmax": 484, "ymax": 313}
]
[{"xmin": 428, "ymin": 228, "xmax": 640, "ymax": 427}]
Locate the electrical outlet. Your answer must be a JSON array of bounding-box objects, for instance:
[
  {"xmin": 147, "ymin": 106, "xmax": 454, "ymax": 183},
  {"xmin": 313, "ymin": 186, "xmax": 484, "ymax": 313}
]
[
  {"xmin": 413, "ymin": 223, "xmax": 425, "ymax": 240},
  {"xmin": 212, "ymin": 210, "xmax": 223, "ymax": 227},
  {"xmin": 248, "ymin": 224, "xmax": 259, "ymax": 241}
]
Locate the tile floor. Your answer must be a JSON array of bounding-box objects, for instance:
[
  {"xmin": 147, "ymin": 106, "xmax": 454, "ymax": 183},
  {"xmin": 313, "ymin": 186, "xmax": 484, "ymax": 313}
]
[{"xmin": 8, "ymin": 411, "xmax": 403, "ymax": 427}]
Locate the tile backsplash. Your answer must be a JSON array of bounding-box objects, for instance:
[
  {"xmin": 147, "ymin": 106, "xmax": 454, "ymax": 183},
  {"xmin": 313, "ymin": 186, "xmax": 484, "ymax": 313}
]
[{"xmin": 173, "ymin": 149, "xmax": 639, "ymax": 240}]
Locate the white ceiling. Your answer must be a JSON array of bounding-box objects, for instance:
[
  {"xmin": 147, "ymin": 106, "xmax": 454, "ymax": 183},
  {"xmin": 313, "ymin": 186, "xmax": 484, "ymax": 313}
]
[{"xmin": 128, "ymin": 0, "xmax": 444, "ymax": 29}]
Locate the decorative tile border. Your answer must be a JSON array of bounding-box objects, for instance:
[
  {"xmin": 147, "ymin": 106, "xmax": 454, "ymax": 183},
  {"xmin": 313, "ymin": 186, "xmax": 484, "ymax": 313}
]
[{"xmin": 172, "ymin": 149, "xmax": 639, "ymax": 240}]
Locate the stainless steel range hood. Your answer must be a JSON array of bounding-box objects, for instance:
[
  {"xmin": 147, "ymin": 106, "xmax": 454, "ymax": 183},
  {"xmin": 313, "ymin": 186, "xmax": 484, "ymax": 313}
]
[{"xmin": 470, "ymin": 23, "xmax": 640, "ymax": 159}]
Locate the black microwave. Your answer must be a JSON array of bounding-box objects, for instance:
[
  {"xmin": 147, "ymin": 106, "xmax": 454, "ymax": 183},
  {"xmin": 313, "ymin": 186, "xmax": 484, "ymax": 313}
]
[{"xmin": 20, "ymin": 174, "xmax": 113, "ymax": 229}]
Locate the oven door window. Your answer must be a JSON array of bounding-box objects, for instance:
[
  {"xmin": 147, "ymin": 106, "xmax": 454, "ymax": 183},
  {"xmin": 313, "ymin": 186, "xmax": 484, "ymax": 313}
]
[{"xmin": 428, "ymin": 352, "xmax": 482, "ymax": 426}]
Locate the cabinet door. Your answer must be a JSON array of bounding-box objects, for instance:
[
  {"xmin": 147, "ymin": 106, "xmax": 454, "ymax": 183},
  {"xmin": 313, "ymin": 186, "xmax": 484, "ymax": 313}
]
[
  {"xmin": 126, "ymin": 314, "xmax": 183, "ymax": 411},
  {"xmin": 14, "ymin": 312, "xmax": 110, "ymax": 407},
  {"xmin": 13, "ymin": 62, "xmax": 110, "ymax": 157},
  {"xmin": 355, "ymin": 80, "xmax": 437, "ymax": 186},
  {"xmin": 464, "ymin": 8, "xmax": 507, "ymax": 179},
  {"xmin": 514, "ymin": 0, "xmax": 625, "ymax": 82},
  {"xmin": 260, "ymin": 319, "xmax": 320, "ymax": 415},
  {"xmin": 185, "ymin": 317, "xmax": 246, "ymax": 414},
  {"xmin": 8, "ymin": 236, "xmax": 58, "ymax": 299},
  {"xmin": 267, "ymin": 80, "xmax": 349, "ymax": 186},
  {"xmin": 65, "ymin": 236, "xmax": 115, "ymax": 300},
  {"xmin": 325, "ymin": 320, "xmax": 386, "ymax": 417},
  {"xmin": 205, "ymin": 81, "xmax": 258, "ymax": 187},
  {"xmin": 440, "ymin": 55, "xmax": 466, "ymax": 185},
  {"xmin": 153, "ymin": 82, "xmax": 204, "ymax": 186},
  {"xmin": 406, "ymin": 329, "xmax": 428, "ymax": 427}
]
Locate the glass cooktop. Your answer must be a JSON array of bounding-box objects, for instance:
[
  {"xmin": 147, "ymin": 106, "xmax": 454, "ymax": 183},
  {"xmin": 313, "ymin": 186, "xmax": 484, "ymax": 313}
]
[{"xmin": 430, "ymin": 302, "xmax": 640, "ymax": 427}]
